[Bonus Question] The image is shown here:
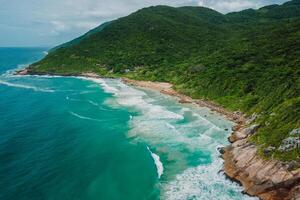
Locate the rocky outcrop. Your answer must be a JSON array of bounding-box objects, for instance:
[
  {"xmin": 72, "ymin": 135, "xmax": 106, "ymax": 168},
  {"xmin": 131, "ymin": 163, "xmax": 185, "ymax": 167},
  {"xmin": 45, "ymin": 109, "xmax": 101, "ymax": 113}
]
[
  {"xmin": 278, "ymin": 128, "xmax": 300, "ymax": 152},
  {"xmin": 15, "ymin": 68, "xmax": 28, "ymax": 75},
  {"xmin": 223, "ymin": 126, "xmax": 300, "ymax": 200},
  {"xmin": 290, "ymin": 129, "xmax": 300, "ymax": 136},
  {"xmin": 228, "ymin": 124, "xmax": 260, "ymax": 143},
  {"xmin": 279, "ymin": 137, "xmax": 300, "ymax": 152}
]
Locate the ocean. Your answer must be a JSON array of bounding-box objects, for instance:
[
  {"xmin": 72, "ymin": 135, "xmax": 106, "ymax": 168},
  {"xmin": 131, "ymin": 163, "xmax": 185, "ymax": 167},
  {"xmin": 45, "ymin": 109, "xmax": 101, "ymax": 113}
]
[{"xmin": 0, "ymin": 47, "xmax": 257, "ymax": 200}]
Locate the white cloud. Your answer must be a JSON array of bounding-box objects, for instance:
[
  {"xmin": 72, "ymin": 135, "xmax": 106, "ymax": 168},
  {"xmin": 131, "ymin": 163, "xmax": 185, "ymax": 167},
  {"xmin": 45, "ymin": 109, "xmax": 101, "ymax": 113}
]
[
  {"xmin": 198, "ymin": 0, "xmax": 205, "ymax": 6},
  {"xmin": 194, "ymin": 0, "xmax": 264, "ymax": 13},
  {"xmin": 0, "ymin": 0, "xmax": 288, "ymax": 46},
  {"xmin": 209, "ymin": 1, "xmax": 261, "ymax": 13}
]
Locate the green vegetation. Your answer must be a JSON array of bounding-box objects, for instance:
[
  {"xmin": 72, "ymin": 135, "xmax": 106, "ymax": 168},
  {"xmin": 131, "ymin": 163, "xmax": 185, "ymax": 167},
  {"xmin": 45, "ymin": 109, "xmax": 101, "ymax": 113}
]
[{"xmin": 30, "ymin": 0, "xmax": 300, "ymax": 160}]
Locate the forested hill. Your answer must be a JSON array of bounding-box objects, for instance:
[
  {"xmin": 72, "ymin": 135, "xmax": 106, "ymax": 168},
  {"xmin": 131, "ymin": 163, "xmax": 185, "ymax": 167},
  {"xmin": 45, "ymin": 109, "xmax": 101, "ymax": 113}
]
[{"xmin": 29, "ymin": 0, "xmax": 300, "ymax": 160}]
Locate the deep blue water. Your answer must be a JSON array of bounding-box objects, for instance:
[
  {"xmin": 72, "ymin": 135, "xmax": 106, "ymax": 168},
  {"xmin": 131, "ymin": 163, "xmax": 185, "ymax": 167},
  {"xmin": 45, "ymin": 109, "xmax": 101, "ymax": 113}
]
[{"xmin": 0, "ymin": 48, "xmax": 257, "ymax": 200}]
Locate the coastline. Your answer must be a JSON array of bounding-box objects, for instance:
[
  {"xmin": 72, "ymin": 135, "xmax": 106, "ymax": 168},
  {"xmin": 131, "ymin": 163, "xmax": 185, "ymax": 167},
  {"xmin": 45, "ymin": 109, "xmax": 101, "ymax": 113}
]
[
  {"xmin": 15, "ymin": 69, "xmax": 300, "ymax": 200},
  {"xmin": 122, "ymin": 78, "xmax": 246, "ymax": 125},
  {"xmin": 122, "ymin": 77, "xmax": 300, "ymax": 200}
]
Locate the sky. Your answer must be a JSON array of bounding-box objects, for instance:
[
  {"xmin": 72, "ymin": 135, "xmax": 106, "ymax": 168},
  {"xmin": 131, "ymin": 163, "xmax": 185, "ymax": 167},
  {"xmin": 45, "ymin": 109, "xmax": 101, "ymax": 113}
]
[{"xmin": 0, "ymin": 0, "xmax": 289, "ymax": 47}]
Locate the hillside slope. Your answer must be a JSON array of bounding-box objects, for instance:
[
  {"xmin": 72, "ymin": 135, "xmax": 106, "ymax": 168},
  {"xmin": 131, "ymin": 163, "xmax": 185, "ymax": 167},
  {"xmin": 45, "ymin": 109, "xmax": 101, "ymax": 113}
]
[{"xmin": 29, "ymin": 0, "xmax": 300, "ymax": 160}]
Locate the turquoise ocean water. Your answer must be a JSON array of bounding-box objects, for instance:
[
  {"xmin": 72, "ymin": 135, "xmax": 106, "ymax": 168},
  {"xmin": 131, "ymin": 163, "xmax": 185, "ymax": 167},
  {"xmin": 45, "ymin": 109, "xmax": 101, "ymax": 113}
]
[{"xmin": 0, "ymin": 48, "xmax": 257, "ymax": 200}]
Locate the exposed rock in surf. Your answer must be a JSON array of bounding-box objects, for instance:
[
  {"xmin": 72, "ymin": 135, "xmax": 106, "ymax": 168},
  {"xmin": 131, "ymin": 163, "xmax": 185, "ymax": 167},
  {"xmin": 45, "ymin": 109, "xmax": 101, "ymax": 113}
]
[
  {"xmin": 15, "ymin": 69, "xmax": 28, "ymax": 75},
  {"xmin": 218, "ymin": 147, "xmax": 226, "ymax": 154}
]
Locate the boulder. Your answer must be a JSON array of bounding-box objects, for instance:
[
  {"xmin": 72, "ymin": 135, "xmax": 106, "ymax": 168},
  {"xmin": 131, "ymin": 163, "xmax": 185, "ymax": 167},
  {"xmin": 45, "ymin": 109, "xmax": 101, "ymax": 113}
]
[
  {"xmin": 217, "ymin": 147, "xmax": 226, "ymax": 154},
  {"xmin": 287, "ymin": 161, "xmax": 300, "ymax": 171},
  {"xmin": 243, "ymin": 124, "xmax": 260, "ymax": 136},
  {"xmin": 279, "ymin": 137, "xmax": 300, "ymax": 152}
]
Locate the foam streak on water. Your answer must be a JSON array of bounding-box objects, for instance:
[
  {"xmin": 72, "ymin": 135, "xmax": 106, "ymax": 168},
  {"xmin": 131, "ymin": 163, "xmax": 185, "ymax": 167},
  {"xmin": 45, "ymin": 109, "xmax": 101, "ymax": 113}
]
[{"xmin": 0, "ymin": 79, "xmax": 55, "ymax": 93}]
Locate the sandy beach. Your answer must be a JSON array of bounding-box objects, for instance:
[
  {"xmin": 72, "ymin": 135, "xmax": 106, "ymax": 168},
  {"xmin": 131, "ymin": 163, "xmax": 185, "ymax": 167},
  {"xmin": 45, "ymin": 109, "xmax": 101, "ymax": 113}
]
[{"xmin": 122, "ymin": 77, "xmax": 246, "ymax": 125}]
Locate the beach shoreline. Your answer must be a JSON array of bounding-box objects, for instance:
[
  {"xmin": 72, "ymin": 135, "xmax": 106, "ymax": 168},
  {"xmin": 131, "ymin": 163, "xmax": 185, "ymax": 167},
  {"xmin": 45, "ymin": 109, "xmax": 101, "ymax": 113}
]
[
  {"xmin": 122, "ymin": 77, "xmax": 246, "ymax": 125},
  {"xmin": 121, "ymin": 77, "xmax": 300, "ymax": 200},
  {"xmin": 15, "ymin": 69, "xmax": 300, "ymax": 200}
]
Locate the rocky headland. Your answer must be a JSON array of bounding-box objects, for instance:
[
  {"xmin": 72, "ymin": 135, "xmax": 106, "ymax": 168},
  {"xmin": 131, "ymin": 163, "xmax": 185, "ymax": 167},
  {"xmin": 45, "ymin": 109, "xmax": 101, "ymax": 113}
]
[{"xmin": 224, "ymin": 124, "xmax": 300, "ymax": 200}]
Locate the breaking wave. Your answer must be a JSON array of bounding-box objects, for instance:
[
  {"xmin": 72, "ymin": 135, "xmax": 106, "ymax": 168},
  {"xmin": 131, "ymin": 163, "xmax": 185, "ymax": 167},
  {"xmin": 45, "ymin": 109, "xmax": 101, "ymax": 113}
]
[{"xmin": 147, "ymin": 146, "xmax": 164, "ymax": 179}]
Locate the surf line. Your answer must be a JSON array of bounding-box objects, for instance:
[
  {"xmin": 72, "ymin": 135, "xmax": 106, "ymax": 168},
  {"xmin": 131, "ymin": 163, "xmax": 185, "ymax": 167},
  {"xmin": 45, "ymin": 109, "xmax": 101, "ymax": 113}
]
[{"xmin": 147, "ymin": 146, "xmax": 164, "ymax": 179}]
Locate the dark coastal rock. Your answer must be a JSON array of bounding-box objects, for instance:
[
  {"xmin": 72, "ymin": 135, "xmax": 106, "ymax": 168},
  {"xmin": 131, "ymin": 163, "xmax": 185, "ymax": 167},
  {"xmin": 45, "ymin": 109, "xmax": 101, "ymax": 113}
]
[
  {"xmin": 263, "ymin": 146, "xmax": 276, "ymax": 156},
  {"xmin": 217, "ymin": 147, "xmax": 226, "ymax": 154}
]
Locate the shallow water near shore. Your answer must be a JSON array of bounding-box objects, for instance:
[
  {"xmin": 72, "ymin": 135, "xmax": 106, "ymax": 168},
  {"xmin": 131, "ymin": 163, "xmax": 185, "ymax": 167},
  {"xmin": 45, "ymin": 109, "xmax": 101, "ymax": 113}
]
[{"xmin": 0, "ymin": 48, "xmax": 257, "ymax": 200}]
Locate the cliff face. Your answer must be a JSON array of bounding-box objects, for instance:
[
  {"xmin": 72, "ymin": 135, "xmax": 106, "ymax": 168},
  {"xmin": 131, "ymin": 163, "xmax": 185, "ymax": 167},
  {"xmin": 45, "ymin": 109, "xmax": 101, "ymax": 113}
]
[{"xmin": 223, "ymin": 127, "xmax": 300, "ymax": 200}]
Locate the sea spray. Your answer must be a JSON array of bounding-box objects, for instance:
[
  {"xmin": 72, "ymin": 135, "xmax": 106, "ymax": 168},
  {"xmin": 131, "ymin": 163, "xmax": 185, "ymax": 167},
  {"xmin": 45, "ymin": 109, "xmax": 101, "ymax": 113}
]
[{"xmin": 147, "ymin": 146, "xmax": 164, "ymax": 179}]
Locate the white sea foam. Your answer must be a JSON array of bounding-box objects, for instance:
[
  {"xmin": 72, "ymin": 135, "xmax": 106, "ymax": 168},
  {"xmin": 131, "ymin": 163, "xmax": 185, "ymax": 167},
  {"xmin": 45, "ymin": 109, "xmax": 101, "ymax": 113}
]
[
  {"xmin": 69, "ymin": 111, "xmax": 110, "ymax": 122},
  {"xmin": 147, "ymin": 147, "xmax": 164, "ymax": 179},
  {"xmin": 87, "ymin": 100, "xmax": 99, "ymax": 106},
  {"xmin": 192, "ymin": 112, "xmax": 222, "ymax": 131},
  {"xmin": 162, "ymin": 159, "xmax": 257, "ymax": 200},
  {"xmin": 0, "ymin": 80, "xmax": 54, "ymax": 93},
  {"xmin": 66, "ymin": 97, "xmax": 111, "ymax": 111},
  {"xmin": 79, "ymin": 91, "xmax": 96, "ymax": 94},
  {"xmin": 87, "ymin": 84, "xmax": 98, "ymax": 88},
  {"xmin": 84, "ymin": 78, "xmax": 183, "ymax": 120},
  {"xmin": 165, "ymin": 123, "xmax": 176, "ymax": 130},
  {"xmin": 1, "ymin": 64, "xmax": 29, "ymax": 78},
  {"xmin": 79, "ymin": 77, "xmax": 119, "ymax": 94},
  {"xmin": 28, "ymin": 74, "xmax": 64, "ymax": 79}
]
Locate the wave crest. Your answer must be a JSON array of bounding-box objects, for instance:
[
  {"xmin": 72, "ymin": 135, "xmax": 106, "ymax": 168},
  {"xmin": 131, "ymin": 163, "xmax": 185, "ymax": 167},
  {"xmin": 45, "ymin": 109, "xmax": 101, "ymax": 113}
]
[{"xmin": 147, "ymin": 147, "xmax": 164, "ymax": 179}]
